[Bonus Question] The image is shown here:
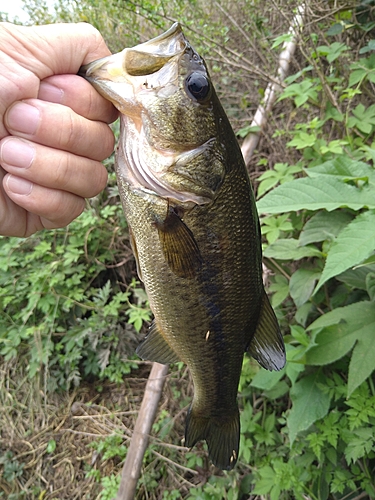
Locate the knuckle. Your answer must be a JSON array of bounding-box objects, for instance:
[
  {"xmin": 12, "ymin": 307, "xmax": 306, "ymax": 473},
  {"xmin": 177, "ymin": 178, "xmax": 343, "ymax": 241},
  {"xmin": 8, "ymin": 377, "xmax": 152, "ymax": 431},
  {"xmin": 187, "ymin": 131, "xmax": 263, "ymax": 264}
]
[
  {"xmin": 58, "ymin": 111, "xmax": 79, "ymax": 151},
  {"xmin": 48, "ymin": 192, "xmax": 85, "ymax": 227},
  {"xmin": 53, "ymin": 153, "xmax": 71, "ymax": 190}
]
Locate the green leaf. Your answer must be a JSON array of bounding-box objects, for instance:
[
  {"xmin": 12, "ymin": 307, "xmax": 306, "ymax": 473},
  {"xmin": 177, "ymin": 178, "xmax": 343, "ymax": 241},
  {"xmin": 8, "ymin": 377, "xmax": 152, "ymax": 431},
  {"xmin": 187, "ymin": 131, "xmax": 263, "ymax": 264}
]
[
  {"xmin": 46, "ymin": 440, "xmax": 56, "ymax": 453},
  {"xmin": 306, "ymin": 301, "xmax": 375, "ymax": 365},
  {"xmin": 289, "ymin": 268, "xmax": 321, "ymax": 307},
  {"xmin": 278, "ymin": 80, "xmax": 318, "ymax": 107},
  {"xmin": 263, "ymin": 239, "xmax": 322, "ymax": 260},
  {"xmin": 347, "ymin": 103, "xmax": 375, "ymax": 134},
  {"xmin": 315, "ymin": 210, "xmax": 375, "ymax": 291},
  {"xmin": 337, "ymin": 264, "xmax": 375, "ymax": 290},
  {"xmin": 326, "ymin": 23, "xmax": 344, "ymax": 36},
  {"xmin": 287, "ymin": 373, "xmax": 331, "ymax": 445},
  {"xmin": 307, "ymin": 157, "xmax": 375, "ymax": 184},
  {"xmin": 250, "ymin": 368, "xmax": 285, "ymax": 390},
  {"xmin": 307, "ymin": 301, "xmax": 375, "ymax": 330},
  {"xmin": 287, "ymin": 132, "xmax": 316, "ymax": 149},
  {"xmin": 299, "ymin": 211, "xmax": 353, "ymax": 245},
  {"xmin": 344, "ymin": 428, "xmax": 375, "ymax": 463},
  {"xmin": 269, "ymin": 275, "xmax": 289, "ymax": 307},
  {"xmin": 257, "ymin": 177, "xmax": 375, "ymax": 214},
  {"xmin": 317, "ymin": 42, "xmax": 349, "ymax": 63},
  {"xmin": 271, "ymin": 32, "xmax": 294, "ymax": 49},
  {"xmin": 252, "ymin": 466, "xmax": 275, "ymax": 495},
  {"xmin": 366, "ymin": 272, "xmax": 375, "ymax": 300},
  {"xmin": 305, "ymin": 324, "xmax": 359, "ymax": 366},
  {"xmin": 347, "ymin": 326, "xmax": 375, "ymax": 396}
]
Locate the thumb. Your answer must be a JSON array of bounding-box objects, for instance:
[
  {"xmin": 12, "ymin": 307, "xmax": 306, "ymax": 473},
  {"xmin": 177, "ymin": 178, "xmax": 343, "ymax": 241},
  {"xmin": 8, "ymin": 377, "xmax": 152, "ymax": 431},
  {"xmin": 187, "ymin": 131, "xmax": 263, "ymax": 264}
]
[{"xmin": 1, "ymin": 22, "xmax": 111, "ymax": 79}]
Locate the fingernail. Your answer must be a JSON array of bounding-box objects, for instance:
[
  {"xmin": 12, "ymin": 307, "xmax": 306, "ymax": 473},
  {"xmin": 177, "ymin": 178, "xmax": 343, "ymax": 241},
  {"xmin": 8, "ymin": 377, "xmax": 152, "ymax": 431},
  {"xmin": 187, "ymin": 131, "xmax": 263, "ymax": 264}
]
[
  {"xmin": 6, "ymin": 102, "xmax": 41, "ymax": 135},
  {"xmin": 0, "ymin": 138, "xmax": 35, "ymax": 169},
  {"xmin": 6, "ymin": 175, "xmax": 33, "ymax": 195},
  {"xmin": 38, "ymin": 82, "xmax": 64, "ymax": 104}
]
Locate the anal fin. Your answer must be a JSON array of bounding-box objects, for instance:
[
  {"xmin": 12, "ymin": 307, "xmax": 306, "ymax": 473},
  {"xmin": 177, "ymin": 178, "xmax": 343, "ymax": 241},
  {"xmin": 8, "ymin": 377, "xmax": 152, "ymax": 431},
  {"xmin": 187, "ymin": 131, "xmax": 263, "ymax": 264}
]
[
  {"xmin": 247, "ymin": 292, "xmax": 286, "ymax": 371},
  {"xmin": 136, "ymin": 320, "xmax": 180, "ymax": 364},
  {"xmin": 154, "ymin": 208, "xmax": 202, "ymax": 279}
]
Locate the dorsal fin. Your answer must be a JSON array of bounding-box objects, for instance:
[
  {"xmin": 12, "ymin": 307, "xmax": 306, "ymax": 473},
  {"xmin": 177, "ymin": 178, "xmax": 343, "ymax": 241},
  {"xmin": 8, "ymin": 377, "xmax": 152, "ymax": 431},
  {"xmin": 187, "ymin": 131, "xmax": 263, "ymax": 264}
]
[{"xmin": 247, "ymin": 292, "xmax": 286, "ymax": 371}]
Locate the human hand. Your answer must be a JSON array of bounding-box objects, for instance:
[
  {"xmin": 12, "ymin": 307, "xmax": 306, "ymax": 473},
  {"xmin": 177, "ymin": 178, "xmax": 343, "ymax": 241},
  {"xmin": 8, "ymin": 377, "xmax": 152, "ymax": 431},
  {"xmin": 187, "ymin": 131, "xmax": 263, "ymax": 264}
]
[{"xmin": 0, "ymin": 22, "xmax": 118, "ymax": 237}]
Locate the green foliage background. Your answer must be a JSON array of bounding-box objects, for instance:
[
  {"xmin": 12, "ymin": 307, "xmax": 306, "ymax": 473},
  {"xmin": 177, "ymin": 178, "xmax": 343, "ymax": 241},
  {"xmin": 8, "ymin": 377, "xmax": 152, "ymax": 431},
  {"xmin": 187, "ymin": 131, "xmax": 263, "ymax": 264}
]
[{"xmin": 1, "ymin": 0, "xmax": 375, "ymax": 499}]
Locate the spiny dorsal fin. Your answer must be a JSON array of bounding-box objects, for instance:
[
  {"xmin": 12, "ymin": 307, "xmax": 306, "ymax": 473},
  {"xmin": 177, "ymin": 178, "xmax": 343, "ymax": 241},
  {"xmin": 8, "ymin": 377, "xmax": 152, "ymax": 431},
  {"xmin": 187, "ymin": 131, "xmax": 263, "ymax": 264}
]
[
  {"xmin": 154, "ymin": 208, "xmax": 202, "ymax": 279},
  {"xmin": 248, "ymin": 292, "xmax": 286, "ymax": 371},
  {"xmin": 136, "ymin": 320, "xmax": 181, "ymax": 364}
]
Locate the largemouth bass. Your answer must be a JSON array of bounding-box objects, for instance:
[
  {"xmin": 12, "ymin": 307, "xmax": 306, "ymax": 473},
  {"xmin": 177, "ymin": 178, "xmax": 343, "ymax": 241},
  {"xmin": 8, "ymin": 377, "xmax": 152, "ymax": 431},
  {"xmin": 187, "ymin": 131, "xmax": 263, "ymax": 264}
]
[{"xmin": 80, "ymin": 23, "xmax": 285, "ymax": 470}]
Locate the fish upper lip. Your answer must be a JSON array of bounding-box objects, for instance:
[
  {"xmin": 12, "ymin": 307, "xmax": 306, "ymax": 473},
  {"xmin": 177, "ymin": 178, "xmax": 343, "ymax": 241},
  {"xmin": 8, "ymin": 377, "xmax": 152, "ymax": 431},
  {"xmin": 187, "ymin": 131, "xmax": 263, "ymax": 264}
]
[
  {"xmin": 79, "ymin": 23, "xmax": 186, "ymax": 82},
  {"xmin": 129, "ymin": 22, "xmax": 185, "ymax": 56}
]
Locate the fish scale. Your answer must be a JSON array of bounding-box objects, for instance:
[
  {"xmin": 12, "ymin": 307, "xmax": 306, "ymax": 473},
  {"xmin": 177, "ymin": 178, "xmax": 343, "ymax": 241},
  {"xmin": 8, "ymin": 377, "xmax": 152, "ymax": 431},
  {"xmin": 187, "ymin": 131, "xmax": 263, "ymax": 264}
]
[{"xmin": 80, "ymin": 22, "xmax": 285, "ymax": 470}]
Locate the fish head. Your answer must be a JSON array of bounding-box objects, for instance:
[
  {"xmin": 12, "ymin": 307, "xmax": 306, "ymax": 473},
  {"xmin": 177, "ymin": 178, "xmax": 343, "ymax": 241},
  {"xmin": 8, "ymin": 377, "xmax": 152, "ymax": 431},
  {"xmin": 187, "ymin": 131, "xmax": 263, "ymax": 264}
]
[{"xmin": 80, "ymin": 23, "xmax": 224, "ymax": 204}]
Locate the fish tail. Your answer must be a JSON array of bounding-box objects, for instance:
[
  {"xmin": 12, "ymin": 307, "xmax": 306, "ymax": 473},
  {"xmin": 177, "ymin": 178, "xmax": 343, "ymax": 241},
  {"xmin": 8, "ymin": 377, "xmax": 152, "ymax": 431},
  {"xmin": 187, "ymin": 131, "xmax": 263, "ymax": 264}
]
[{"xmin": 185, "ymin": 405, "xmax": 240, "ymax": 470}]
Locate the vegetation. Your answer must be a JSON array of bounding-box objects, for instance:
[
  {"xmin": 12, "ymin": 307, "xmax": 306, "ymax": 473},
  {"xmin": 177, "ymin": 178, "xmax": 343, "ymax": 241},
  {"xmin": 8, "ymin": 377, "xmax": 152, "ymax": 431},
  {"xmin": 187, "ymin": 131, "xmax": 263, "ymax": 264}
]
[{"xmin": 1, "ymin": 0, "xmax": 375, "ymax": 499}]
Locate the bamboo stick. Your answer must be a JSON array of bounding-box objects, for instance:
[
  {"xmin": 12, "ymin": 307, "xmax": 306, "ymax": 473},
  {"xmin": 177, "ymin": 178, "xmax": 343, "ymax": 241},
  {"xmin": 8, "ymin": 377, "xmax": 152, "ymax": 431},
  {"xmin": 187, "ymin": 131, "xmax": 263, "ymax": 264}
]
[
  {"xmin": 115, "ymin": 362, "xmax": 169, "ymax": 500},
  {"xmin": 241, "ymin": 6, "xmax": 305, "ymax": 165}
]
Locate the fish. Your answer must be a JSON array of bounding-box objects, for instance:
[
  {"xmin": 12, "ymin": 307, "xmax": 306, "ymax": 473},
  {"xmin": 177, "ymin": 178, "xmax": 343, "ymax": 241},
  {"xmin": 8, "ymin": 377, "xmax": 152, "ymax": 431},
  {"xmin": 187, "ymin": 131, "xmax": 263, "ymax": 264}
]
[{"xmin": 79, "ymin": 23, "xmax": 285, "ymax": 470}]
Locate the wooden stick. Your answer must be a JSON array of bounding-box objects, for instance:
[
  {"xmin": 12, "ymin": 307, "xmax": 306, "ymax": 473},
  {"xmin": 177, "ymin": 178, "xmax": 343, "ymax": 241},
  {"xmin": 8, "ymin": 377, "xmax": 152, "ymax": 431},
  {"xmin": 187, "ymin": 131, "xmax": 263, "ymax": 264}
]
[
  {"xmin": 115, "ymin": 362, "xmax": 169, "ymax": 500},
  {"xmin": 241, "ymin": 5, "xmax": 305, "ymax": 165}
]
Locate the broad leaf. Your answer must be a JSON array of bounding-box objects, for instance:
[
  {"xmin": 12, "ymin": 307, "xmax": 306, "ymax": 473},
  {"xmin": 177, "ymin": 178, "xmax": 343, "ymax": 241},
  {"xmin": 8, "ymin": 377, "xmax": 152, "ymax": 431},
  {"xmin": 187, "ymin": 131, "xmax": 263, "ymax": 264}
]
[
  {"xmin": 348, "ymin": 327, "xmax": 375, "ymax": 397},
  {"xmin": 315, "ymin": 210, "xmax": 375, "ymax": 291},
  {"xmin": 250, "ymin": 368, "xmax": 285, "ymax": 391},
  {"xmin": 337, "ymin": 264, "xmax": 375, "ymax": 291},
  {"xmin": 305, "ymin": 324, "xmax": 359, "ymax": 365},
  {"xmin": 289, "ymin": 268, "xmax": 321, "ymax": 307},
  {"xmin": 263, "ymin": 239, "xmax": 322, "ymax": 260},
  {"xmin": 306, "ymin": 301, "xmax": 375, "ymax": 365},
  {"xmin": 257, "ymin": 176, "xmax": 375, "ymax": 214},
  {"xmin": 307, "ymin": 157, "xmax": 375, "ymax": 185},
  {"xmin": 307, "ymin": 301, "xmax": 375, "ymax": 330},
  {"xmin": 299, "ymin": 211, "xmax": 353, "ymax": 246},
  {"xmin": 366, "ymin": 272, "xmax": 375, "ymax": 300},
  {"xmin": 287, "ymin": 372, "xmax": 331, "ymax": 445}
]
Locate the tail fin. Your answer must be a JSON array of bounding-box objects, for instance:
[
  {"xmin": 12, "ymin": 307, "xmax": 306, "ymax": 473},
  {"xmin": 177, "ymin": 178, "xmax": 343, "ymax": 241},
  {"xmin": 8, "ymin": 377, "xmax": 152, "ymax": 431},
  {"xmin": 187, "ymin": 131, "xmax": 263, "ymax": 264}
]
[{"xmin": 185, "ymin": 406, "xmax": 240, "ymax": 470}]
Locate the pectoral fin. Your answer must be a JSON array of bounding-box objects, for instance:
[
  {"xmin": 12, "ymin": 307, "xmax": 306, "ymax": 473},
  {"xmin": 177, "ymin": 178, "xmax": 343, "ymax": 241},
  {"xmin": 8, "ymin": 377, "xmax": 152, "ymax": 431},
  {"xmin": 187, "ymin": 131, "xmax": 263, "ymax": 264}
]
[
  {"xmin": 136, "ymin": 320, "xmax": 180, "ymax": 364},
  {"xmin": 247, "ymin": 292, "xmax": 286, "ymax": 371},
  {"xmin": 155, "ymin": 208, "xmax": 202, "ymax": 278}
]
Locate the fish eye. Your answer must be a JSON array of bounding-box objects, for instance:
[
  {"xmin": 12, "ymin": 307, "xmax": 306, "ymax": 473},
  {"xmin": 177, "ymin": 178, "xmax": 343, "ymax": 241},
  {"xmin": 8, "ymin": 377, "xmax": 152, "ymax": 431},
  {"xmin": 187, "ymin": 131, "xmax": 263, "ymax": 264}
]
[{"xmin": 185, "ymin": 72, "xmax": 211, "ymax": 101}]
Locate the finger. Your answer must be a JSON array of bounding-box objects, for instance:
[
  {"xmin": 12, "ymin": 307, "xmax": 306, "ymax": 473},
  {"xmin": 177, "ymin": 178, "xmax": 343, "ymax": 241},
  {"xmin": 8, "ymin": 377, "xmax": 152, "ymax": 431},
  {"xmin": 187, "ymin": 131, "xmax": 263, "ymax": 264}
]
[
  {"xmin": 0, "ymin": 137, "xmax": 108, "ymax": 198},
  {"xmin": 3, "ymin": 23, "xmax": 112, "ymax": 79},
  {"xmin": 38, "ymin": 74, "xmax": 118, "ymax": 123},
  {"xmin": 4, "ymin": 99, "xmax": 115, "ymax": 160},
  {"xmin": 3, "ymin": 173, "xmax": 86, "ymax": 231}
]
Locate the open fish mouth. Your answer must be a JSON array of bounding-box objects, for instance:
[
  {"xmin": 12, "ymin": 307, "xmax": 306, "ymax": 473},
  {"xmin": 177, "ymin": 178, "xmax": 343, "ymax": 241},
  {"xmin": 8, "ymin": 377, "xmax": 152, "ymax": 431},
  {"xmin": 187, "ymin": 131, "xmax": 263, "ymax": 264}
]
[{"xmin": 79, "ymin": 23, "xmax": 187, "ymax": 108}]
